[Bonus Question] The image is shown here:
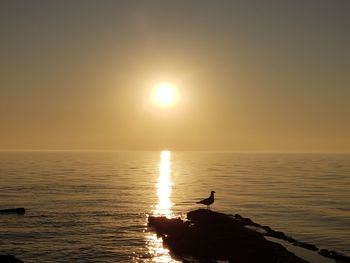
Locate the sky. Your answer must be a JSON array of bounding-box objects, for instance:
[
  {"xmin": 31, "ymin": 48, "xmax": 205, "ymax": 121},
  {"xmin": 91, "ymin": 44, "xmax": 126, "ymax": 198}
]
[{"xmin": 1, "ymin": 0, "xmax": 350, "ymax": 152}]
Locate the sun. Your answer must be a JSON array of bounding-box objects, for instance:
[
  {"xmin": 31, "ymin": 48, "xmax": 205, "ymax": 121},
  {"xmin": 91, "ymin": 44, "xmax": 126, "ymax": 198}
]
[{"xmin": 150, "ymin": 82, "xmax": 179, "ymax": 108}]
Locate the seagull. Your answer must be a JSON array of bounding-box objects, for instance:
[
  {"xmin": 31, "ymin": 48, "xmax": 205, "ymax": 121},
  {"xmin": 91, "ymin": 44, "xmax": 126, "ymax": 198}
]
[{"xmin": 196, "ymin": 191, "xmax": 216, "ymax": 209}]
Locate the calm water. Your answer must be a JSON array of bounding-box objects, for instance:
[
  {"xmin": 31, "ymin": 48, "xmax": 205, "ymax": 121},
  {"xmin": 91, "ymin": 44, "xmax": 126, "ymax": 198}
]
[{"xmin": 0, "ymin": 151, "xmax": 349, "ymax": 262}]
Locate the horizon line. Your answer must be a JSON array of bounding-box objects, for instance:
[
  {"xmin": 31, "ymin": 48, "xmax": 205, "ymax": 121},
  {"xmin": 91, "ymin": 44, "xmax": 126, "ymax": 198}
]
[{"xmin": 0, "ymin": 149, "xmax": 349, "ymax": 154}]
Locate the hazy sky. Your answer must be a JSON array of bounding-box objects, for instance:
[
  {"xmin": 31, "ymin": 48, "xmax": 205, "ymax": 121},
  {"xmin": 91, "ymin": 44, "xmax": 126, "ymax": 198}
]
[{"xmin": 1, "ymin": 0, "xmax": 350, "ymax": 152}]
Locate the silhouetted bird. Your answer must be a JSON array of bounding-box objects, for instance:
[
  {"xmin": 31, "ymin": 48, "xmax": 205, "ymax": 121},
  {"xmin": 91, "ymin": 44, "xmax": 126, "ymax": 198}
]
[{"xmin": 196, "ymin": 191, "xmax": 215, "ymax": 209}]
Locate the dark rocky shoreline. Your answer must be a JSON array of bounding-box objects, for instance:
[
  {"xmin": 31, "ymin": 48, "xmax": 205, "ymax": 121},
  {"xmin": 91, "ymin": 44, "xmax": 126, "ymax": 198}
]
[
  {"xmin": 0, "ymin": 208, "xmax": 25, "ymax": 215},
  {"xmin": 0, "ymin": 255, "xmax": 24, "ymax": 263},
  {"xmin": 148, "ymin": 209, "xmax": 350, "ymax": 263},
  {"xmin": 0, "ymin": 208, "xmax": 26, "ymax": 262}
]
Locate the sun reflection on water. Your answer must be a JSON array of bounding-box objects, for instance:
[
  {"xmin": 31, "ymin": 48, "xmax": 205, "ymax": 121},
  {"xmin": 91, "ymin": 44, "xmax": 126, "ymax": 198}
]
[
  {"xmin": 155, "ymin": 150, "xmax": 173, "ymax": 217},
  {"xmin": 143, "ymin": 150, "xmax": 178, "ymax": 263}
]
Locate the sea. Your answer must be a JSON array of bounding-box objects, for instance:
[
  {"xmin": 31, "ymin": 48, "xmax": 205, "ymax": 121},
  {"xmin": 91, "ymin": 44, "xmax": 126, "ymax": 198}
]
[{"xmin": 0, "ymin": 151, "xmax": 349, "ymax": 262}]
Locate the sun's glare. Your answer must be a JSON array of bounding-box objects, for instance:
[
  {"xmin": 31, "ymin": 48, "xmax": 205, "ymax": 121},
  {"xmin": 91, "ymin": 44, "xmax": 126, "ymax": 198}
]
[
  {"xmin": 151, "ymin": 82, "xmax": 179, "ymax": 108},
  {"xmin": 155, "ymin": 150, "xmax": 173, "ymax": 217},
  {"xmin": 144, "ymin": 150, "xmax": 176, "ymax": 262}
]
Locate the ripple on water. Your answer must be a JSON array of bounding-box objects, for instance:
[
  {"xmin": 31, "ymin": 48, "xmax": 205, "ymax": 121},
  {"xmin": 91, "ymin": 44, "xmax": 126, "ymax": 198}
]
[{"xmin": 0, "ymin": 152, "xmax": 349, "ymax": 262}]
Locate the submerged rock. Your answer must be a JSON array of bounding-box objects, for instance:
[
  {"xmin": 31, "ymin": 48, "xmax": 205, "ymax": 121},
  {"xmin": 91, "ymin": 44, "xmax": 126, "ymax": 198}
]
[
  {"xmin": 0, "ymin": 255, "xmax": 24, "ymax": 263},
  {"xmin": 149, "ymin": 209, "xmax": 308, "ymax": 263},
  {"xmin": 233, "ymin": 213, "xmax": 350, "ymax": 262},
  {"xmin": 319, "ymin": 249, "xmax": 350, "ymax": 263},
  {"xmin": 0, "ymin": 208, "xmax": 25, "ymax": 214},
  {"xmin": 233, "ymin": 213, "xmax": 318, "ymax": 251}
]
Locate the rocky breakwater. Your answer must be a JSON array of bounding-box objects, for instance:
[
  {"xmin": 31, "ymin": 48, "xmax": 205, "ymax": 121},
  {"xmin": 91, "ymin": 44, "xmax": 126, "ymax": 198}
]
[{"xmin": 148, "ymin": 209, "xmax": 309, "ymax": 263}]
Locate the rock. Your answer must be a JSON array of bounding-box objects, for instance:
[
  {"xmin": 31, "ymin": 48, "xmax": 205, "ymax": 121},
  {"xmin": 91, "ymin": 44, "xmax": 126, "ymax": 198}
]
[
  {"xmin": 0, "ymin": 255, "xmax": 24, "ymax": 263},
  {"xmin": 293, "ymin": 241, "xmax": 318, "ymax": 251},
  {"xmin": 0, "ymin": 208, "xmax": 25, "ymax": 214},
  {"xmin": 149, "ymin": 209, "xmax": 308, "ymax": 263},
  {"xmin": 319, "ymin": 249, "xmax": 350, "ymax": 262},
  {"xmin": 235, "ymin": 213, "xmax": 317, "ymax": 251}
]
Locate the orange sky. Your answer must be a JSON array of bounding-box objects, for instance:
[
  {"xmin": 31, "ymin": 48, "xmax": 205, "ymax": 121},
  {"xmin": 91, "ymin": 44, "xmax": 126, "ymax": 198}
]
[{"xmin": 1, "ymin": 1, "xmax": 350, "ymax": 152}]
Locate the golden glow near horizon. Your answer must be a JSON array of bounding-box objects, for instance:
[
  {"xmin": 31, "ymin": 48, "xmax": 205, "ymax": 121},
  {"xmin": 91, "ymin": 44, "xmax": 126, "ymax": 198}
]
[
  {"xmin": 145, "ymin": 150, "xmax": 176, "ymax": 263},
  {"xmin": 2, "ymin": 2, "xmax": 350, "ymax": 153},
  {"xmin": 150, "ymin": 83, "xmax": 179, "ymax": 108}
]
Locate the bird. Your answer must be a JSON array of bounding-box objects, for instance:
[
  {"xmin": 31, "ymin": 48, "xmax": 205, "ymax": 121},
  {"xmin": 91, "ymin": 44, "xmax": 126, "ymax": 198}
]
[{"xmin": 196, "ymin": 191, "xmax": 216, "ymax": 209}]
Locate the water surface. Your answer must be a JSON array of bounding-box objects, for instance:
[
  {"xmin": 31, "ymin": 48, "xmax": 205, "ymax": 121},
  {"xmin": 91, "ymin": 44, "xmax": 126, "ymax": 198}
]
[{"xmin": 0, "ymin": 151, "xmax": 349, "ymax": 262}]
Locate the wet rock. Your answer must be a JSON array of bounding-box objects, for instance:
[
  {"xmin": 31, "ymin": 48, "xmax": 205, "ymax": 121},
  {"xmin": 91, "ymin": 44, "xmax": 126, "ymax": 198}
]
[
  {"xmin": 293, "ymin": 241, "xmax": 318, "ymax": 251},
  {"xmin": 235, "ymin": 213, "xmax": 317, "ymax": 251},
  {"xmin": 149, "ymin": 209, "xmax": 308, "ymax": 263},
  {"xmin": 148, "ymin": 216, "xmax": 190, "ymax": 238},
  {"xmin": 0, "ymin": 255, "xmax": 24, "ymax": 263},
  {"xmin": 0, "ymin": 208, "xmax": 25, "ymax": 214}
]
